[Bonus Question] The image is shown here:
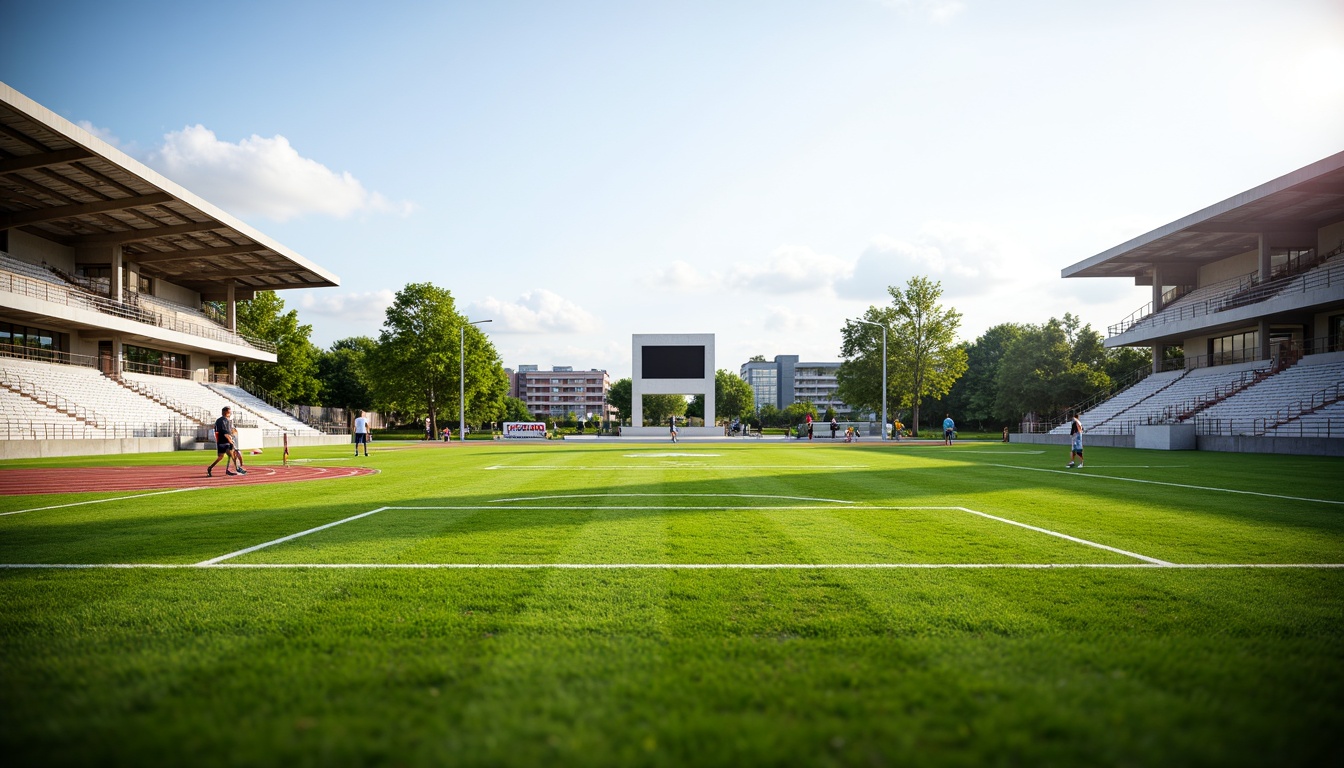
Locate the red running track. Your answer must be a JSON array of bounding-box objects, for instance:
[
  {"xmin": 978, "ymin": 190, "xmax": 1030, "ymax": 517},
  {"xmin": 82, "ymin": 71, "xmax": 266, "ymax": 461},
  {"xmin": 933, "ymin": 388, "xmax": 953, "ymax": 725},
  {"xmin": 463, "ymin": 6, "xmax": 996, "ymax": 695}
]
[{"xmin": 0, "ymin": 464, "xmax": 377, "ymax": 495}]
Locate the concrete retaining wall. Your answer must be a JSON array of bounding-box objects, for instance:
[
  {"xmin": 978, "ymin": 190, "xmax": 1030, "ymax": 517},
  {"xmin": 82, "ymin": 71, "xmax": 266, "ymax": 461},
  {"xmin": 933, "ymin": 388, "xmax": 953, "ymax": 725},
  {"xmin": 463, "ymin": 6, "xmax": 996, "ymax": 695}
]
[
  {"xmin": 0, "ymin": 437, "xmax": 179, "ymax": 460},
  {"xmin": 1010, "ymin": 433, "xmax": 1135, "ymax": 449},
  {"xmin": 1197, "ymin": 435, "xmax": 1344, "ymax": 457},
  {"xmin": 1012, "ymin": 432, "xmax": 1343, "ymax": 456}
]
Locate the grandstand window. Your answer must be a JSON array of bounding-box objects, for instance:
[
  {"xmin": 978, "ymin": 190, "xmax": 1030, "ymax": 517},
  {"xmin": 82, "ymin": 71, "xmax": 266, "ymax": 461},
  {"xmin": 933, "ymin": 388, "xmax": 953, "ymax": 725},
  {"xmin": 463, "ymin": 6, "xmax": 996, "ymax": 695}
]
[
  {"xmin": 122, "ymin": 344, "xmax": 188, "ymax": 374},
  {"xmin": 0, "ymin": 322, "xmax": 65, "ymax": 359},
  {"xmin": 1209, "ymin": 331, "xmax": 1259, "ymax": 366},
  {"xmin": 1331, "ymin": 315, "xmax": 1344, "ymax": 352}
]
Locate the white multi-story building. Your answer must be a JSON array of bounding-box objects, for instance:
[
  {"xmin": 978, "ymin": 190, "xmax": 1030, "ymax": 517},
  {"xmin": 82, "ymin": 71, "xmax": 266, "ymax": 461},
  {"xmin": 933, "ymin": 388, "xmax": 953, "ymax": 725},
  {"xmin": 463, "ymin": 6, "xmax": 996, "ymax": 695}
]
[{"xmin": 739, "ymin": 355, "xmax": 856, "ymax": 416}]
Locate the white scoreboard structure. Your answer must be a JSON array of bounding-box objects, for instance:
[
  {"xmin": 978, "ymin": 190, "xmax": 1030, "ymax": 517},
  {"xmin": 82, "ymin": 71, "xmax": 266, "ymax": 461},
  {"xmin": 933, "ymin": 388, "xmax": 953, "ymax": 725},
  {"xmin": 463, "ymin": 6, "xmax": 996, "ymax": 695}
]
[{"xmin": 626, "ymin": 333, "xmax": 719, "ymax": 437}]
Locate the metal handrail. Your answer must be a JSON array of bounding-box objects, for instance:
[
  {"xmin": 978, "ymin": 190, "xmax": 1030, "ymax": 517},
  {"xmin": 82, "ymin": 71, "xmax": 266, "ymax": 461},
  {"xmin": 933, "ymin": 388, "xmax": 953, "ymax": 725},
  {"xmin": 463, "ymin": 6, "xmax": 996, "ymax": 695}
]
[
  {"xmin": 1109, "ymin": 253, "xmax": 1344, "ymax": 338},
  {"xmin": 0, "ymin": 266, "xmax": 277, "ymax": 353},
  {"xmin": 0, "ymin": 342, "xmax": 99, "ymax": 368}
]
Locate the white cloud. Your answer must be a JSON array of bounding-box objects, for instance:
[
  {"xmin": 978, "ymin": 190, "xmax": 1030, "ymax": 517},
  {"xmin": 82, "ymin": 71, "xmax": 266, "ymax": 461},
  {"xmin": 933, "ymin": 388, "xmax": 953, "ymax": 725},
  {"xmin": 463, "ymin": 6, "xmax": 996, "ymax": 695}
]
[
  {"xmin": 465, "ymin": 289, "xmax": 599, "ymax": 334},
  {"xmin": 298, "ymin": 289, "xmax": 395, "ymax": 322},
  {"xmin": 146, "ymin": 125, "xmax": 414, "ymax": 222},
  {"xmin": 762, "ymin": 304, "xmax": 819, "ymax": 334},
  {"xmin": 880, "ymin": 0, "xmax": 965, "ymax": 23},
  {"xmin": 646, "ymin": 260, "xmax": 718, "ymax": 291},
  {"xmin": 836, "ymin": 222, "xmax": 1027, "ymax": 300},
  {"xmin": 77, "ymin": 121, "xmax": 134, "ymax": 152},
  {"xmin": 726, "ymin": 245, "xmax": 852, "ymax": 295}
]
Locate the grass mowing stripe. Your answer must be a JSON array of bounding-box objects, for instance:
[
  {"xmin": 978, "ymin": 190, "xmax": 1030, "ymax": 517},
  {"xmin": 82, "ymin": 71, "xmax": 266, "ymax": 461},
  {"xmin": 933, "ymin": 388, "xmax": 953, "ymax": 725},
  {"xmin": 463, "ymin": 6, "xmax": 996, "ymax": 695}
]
[
  {"xmin": 986, "ymin": 463, "xmax": 1344, "ymax": 505},
  {"xmin": 487, "ymin": 492, "xmax": 857, "ymax": 504},
  {"xmin": 197, "ymin": 507, "xmax": 392, "ymax": 565},
  {"xmin": 4, "ymin": 563, "xmax": 1344, "ymax": 569},
  {"xmin": 0, "ymin": 487, "xmax": 203, "ymax": 516},
  {"xmin": 953, "ymin": 506, "xmax": 1171, "ymax": 565}
]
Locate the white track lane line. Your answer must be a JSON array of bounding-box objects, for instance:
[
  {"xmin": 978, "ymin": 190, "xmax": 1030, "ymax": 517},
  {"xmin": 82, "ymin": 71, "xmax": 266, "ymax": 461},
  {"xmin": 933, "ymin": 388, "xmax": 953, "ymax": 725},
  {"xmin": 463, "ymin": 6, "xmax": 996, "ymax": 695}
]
[
  {"xmin": 0, "ymin": 487, "xmax": 203, "ymax": 517},
  {"xmin": 196, "ymin": 507, "xmax": 392, "ymax": 565},
  {"xmin": 987, "ymin": 463, "xmax": 1344, "ymax": 505},
  {"xmin": 3, "ymin": 563, "xmax": 1342, "ymax": 570},
  {"xmin": 483, "ymin": 465, "xmax": 872, "ymax": 470}
]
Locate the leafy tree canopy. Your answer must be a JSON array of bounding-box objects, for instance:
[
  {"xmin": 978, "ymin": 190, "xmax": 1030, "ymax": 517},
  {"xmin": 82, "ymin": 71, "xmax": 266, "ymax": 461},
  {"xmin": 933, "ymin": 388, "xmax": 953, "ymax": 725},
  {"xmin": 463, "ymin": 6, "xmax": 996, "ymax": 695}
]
[
  {"xmin": 317, "ymin": 336, "xmax": 377, "ymax": 412},
  {"xmin": 607, "ymin": 378, "xmax": 633, "ymax": 424},
  {"xmin": 642, "ymin": 394, "xmax": 687, "ymax": 425},
  {"xmin": 836, "ymin": 276, "xmax": 967, "ymax": 435},
  {"xmin": 235, "ymin": 291, "xmax": 322, "ymax": 404},
  {"xmin": 366, "ymin": 283, "xmax": 508, "ymax": 430},
  {"xmin": 688, "ymin": 369, "xmax": 756, "ymax": 423}
]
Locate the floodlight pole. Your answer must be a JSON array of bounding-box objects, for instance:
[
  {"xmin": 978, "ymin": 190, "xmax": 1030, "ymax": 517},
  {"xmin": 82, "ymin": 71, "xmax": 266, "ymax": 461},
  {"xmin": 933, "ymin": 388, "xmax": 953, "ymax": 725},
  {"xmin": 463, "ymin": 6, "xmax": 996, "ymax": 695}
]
[
  {"xmin": 461, "ymin": 319, "xmax": 492, "ymax": 442},
  {"xmin": 850, "ymin": 318, "xmax": 887, "ymax": 440}
]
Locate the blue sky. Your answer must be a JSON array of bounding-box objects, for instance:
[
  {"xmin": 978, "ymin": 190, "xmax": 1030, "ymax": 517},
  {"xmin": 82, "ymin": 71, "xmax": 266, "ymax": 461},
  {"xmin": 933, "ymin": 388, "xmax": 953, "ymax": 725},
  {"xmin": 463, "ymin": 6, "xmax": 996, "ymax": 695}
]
[{"xmin": 3, "ymin": 0, "xmax": 1342, "ymax": 378}]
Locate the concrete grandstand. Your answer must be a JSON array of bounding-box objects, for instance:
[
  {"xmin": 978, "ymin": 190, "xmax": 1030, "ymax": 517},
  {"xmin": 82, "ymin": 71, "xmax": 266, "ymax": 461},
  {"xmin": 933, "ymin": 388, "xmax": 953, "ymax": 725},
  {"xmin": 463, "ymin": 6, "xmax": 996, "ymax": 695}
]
[
  {"xmin": 0, "ymin": 82, "xmax": 347, "ymax": 458},
  {"xmin": 1019, "ymin": 151, "xmax": 1344, "ymax": 455}
]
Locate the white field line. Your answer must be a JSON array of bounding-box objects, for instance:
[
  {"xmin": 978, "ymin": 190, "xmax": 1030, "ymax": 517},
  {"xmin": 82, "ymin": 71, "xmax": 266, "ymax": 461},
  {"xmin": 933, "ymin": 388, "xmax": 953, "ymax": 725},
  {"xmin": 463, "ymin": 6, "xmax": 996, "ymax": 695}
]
[
  {"xmin": 987, "ymin": 463, "xmax": 1344, "ymax": 506},
  {"xmin": 392, "ymin": 504, "xmax": 1167, "ymax": 565},
  {"xmin": 3, "ymin": 563, "xmax": 1342, "ymax": 570},
  {"xmin": 483, "ymin": 465, "xmax": 872, "ymax": 470},
  {"xmin": 952, "ymin": 506, "xmax": 1170, "ymax": 565},
  {"xmin": 0, "ymin": 487, "xmax": 203, "ymax": 517},
  {"xmin": 196, "ymin": 507, "xmax": 392, "ymax": 565},
  {"xmin": 487, "ymin": 493, "xmax": 856, "ymax": 504}
]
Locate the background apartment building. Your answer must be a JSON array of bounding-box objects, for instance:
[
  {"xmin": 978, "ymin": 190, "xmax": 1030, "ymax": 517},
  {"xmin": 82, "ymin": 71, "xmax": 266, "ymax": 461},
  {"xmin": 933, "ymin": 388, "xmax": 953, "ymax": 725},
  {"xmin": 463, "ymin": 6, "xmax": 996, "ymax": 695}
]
[
  {"xmin": 509, "ymin": 365, "xmax": 613, "ymax": 422},
  {"xmin": 739, "ymin": 355, "xmax": 857, "ymax": 416}
]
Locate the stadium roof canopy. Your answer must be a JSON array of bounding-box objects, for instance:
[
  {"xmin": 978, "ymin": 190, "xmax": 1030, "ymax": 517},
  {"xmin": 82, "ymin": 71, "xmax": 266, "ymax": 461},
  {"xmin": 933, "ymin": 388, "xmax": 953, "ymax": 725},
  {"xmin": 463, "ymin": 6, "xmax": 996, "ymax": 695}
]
[
  {"xmin": 1063, "ymin": 150, "xmax": 1344, "ymax": 281},
  {"xmin": 0, "ymin": 81, "xmax": 339, "ymax": 301}
]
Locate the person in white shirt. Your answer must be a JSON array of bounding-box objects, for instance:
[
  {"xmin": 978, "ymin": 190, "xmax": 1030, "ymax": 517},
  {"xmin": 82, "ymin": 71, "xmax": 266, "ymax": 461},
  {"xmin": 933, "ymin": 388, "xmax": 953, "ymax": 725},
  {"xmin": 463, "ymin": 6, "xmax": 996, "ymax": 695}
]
[{"xmin": 353, "ymin": 410, "xmax": 371, "ymax": 456}]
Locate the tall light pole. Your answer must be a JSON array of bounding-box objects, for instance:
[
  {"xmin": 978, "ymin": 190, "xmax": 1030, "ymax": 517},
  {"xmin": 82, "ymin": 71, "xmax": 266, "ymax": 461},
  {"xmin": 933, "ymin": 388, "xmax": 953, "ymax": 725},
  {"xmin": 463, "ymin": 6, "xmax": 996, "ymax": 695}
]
[
  {"xmin": 849, "ymin": 318, "xmax": 887, "ymax": 440},
  {"xmin": 461, "ymin": 318, "xmax": 492, "ymax": 442}
]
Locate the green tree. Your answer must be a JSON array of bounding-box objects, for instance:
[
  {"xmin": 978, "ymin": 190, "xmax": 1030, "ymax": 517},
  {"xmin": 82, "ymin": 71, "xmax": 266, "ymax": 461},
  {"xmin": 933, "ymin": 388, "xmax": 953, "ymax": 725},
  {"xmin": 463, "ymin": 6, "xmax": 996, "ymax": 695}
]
[
  {"xmin": 642, "ymin": 394, "xmax": 687, "ymax": 425},
  {"xmin": 688, "ymin": 369, "xmax": 757, "ymax": 424},
  {"xmin": 748, "ymin": 354, "xmax": 767, "ymax": 362},
  {"xmin": 608, "ymin": 378, "xmax": 633, "ymax": 424},
  {"xmin": 782, "ymin": 401, "xmax": 818, "ymax": 424},
  {"xmin": 235, "ymin": 291, "xmax": 322, "ymax": 403},
  {"xmin": 994, "ymin": 317, "xmax": 1110, "ymax": 422},
  {"xmin": 501, "ymin": 396, "xmax": 534, "ymax": 423},
  {"xmin": 837, "ymin": 277, "xmax": 967, "ymax": 436},
  {"xmin": 366, "ymin": 283, "xmax": 508, "ymax": 435},
  {"xmin": 757, "ymin": 403, "xmax": 781, "ymax": 427},
  {"xmin": 944, "ymin": 324, "xmax": 1023, "ymax": 429},
  {"xmin": 317, "ymin": 336, "xmax": 376, "ymax": 413}
]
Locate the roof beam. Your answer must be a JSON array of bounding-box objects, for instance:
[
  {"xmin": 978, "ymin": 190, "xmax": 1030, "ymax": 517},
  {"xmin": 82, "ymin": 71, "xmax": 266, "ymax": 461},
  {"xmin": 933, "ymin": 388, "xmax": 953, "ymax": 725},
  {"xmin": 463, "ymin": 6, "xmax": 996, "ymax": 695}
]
[
  {"xmin": 0, "ymin": 148, "xmax": 96, "ymax": 174},
  {"xmin": 129, "ymin": 244, "xmax": 263, "ymax": 263},
  {"xmin": 183, "ymin": 265, "xmax": 308, "ymax": 279},
  {"xmin": 0, "ymin": 192, "xmax": 174, "ymax": 229},
  {"xmin": 73, "ymin": 217, "xmax": 225, "ymax": 246},
  {"xmin": 1183, "ymin": 222, "xmax": 1319, "ymax": 239}
]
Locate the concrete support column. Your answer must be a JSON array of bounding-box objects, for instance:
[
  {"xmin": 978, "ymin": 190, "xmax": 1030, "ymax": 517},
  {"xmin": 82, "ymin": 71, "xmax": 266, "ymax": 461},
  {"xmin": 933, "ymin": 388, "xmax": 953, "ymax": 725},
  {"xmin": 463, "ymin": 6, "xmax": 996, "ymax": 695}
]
[
  {"xmin": 226, "ymin": 283, "xmax": 237, "ymax": 331},
  {"xmin": 228, "ymin": 358, "xmax": 238, "ymax": 385},
  {"xmin": 1152, "ymin": 265, "xmax": 1165, "ymax": 313},
  {"xmin": 110, "ymin": 246, "xmax": 123, "ymax": 303},
  {"xmin": 1152, "ymin": 343, "xmax": 1165, "ymax": 375},
  {"xmin": 1259, "ymin": 319, "xmax": 1271, "ymax": 363},
  {"xmin": 1258, "ymin": 234, "xmax": 1272, "ymax": 283}
]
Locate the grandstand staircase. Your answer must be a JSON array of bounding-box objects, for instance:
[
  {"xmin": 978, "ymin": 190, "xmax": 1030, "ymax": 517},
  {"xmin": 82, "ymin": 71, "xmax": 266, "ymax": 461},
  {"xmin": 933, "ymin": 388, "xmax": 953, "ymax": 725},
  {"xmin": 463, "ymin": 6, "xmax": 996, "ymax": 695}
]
[
  {"xmin": 1164, "ymin": 364, "xmax": 1282, "ymax": 423},
  {"xmin": 1256, "ymin": 381, "xmax": 1344, "ymax": 436},
  {"xmin": 0, "ymin": 370, "xmax": 104, "ymax": 427},
  {"xmin": 1088, "ymin": 368, "xmax": 1190, "ymax": 431},
  {"xmin": 108, "ymin": 373, "xmax": 210, "ymax": 426}
]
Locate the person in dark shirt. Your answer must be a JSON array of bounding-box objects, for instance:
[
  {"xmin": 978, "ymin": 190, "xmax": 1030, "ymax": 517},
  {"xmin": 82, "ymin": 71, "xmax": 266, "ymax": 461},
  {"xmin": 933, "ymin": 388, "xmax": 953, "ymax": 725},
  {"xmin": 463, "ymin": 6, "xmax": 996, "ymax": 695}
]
[{"xmin": 207, "ymin": 406, "xmax": 247, "ymax": 477}]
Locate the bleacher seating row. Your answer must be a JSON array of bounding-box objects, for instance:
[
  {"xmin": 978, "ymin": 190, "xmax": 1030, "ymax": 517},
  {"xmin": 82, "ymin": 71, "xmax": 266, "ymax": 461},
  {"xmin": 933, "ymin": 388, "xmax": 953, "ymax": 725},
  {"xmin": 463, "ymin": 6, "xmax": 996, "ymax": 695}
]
[
  {"xmin": 1061, "ymin": 353, "xmax": 1344, "ymax": 437},
  {"xmin": 0, "ymin": 357, "xmax": 325, "ymax": 439}
]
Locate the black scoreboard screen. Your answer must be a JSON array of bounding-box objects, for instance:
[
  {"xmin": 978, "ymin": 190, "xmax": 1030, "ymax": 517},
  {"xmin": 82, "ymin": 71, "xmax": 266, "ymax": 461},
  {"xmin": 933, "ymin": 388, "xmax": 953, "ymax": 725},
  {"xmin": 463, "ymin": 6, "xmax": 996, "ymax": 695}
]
[{"xmin": 641, "ymin": 345, "xmax": 706, "ymax": 379}]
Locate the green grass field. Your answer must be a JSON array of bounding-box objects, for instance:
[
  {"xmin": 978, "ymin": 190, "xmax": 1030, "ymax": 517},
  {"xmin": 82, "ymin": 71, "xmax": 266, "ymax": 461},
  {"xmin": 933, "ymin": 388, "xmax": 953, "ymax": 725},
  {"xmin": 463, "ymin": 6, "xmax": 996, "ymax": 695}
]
[{"xmin": 2, "ymin": 440, "xmax": 1342, "ymax": 766}]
